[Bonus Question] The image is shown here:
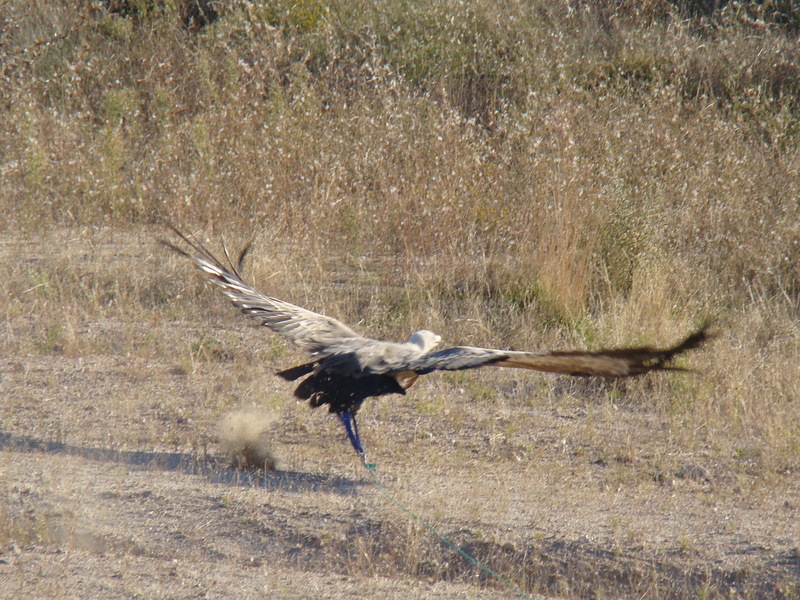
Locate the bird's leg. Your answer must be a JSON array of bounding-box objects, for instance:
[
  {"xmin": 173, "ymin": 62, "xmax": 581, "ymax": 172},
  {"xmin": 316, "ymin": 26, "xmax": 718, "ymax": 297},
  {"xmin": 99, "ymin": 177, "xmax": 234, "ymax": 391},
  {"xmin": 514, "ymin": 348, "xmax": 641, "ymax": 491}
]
[
  {"xmin": 337, "ymin": 410, "xmax": 365, "ymax": 456},
  {"xmin": 351, "ymin": 412, "xmax": 363, "ymax": 453}
]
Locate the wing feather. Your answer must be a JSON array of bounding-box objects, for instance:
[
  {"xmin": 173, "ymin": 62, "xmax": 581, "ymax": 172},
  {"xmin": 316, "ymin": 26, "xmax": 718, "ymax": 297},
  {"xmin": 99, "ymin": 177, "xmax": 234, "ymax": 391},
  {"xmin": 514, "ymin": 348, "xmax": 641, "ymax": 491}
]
[
  {"xmin": 163, "ymin": 227, "xmax": 361, "ymax": 351},
  {"xmin": 400, "ymin": 326, "xmax": 710, "ymax": 377}
]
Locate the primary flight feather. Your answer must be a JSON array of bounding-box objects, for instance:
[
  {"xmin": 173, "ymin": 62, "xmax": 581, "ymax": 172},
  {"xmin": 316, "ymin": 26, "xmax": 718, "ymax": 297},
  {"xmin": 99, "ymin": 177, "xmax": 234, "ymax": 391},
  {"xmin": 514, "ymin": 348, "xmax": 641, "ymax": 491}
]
[{"xmin": 164, "ymin": 228, "xmax": 709, "ymax": 457}]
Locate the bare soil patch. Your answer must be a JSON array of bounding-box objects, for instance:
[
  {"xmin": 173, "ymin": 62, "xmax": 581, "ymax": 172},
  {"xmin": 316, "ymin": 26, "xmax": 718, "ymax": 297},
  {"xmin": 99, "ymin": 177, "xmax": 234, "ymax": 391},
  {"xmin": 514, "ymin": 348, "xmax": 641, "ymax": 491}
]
[{"xmin": 1, "ymin": 229, "xmax": 798, "ymax": 599}]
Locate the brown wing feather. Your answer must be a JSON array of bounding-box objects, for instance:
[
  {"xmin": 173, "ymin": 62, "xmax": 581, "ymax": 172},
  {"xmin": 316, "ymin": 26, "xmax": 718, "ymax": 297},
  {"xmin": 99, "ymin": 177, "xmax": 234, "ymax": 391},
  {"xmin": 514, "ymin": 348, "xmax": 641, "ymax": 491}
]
[
  {"xmin": 402, "ymin": 326, "xmax": 710, "ymax": 377},
  {"xmin": 492, "ymin": 352, "xmax": 666, "ymax": 376},
  {"xmin": 494, "ymin": 326, "xmax": 709, "ymax": 376}
]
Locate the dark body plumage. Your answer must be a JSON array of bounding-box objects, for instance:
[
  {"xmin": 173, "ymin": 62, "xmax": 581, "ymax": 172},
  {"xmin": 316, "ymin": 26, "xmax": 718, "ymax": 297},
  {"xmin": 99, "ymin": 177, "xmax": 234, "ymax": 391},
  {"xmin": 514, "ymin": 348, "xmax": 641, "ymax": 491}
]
[
  {"xmin": 290, "ymin": 367, "xmax": 407, "ymax": 412},
  {"xmin": 164, "ymin": 228, "xmax": 710, "ymax": 457}
]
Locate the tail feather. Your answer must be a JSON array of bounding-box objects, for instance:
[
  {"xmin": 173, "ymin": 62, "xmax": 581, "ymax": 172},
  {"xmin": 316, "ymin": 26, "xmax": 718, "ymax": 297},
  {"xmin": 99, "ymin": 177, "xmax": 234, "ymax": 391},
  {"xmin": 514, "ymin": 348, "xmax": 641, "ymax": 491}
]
[{"xmin": 276, "ymin": 362, "xmax": 316, "ymax": 381}]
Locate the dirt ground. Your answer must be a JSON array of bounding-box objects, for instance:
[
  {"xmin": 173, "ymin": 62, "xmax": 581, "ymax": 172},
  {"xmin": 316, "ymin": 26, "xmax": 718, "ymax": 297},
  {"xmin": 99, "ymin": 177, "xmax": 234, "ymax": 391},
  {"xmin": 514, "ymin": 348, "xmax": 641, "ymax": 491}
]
[{"xmin": 1, "ymin": 230, "xmax": 798, "ymax": 599}]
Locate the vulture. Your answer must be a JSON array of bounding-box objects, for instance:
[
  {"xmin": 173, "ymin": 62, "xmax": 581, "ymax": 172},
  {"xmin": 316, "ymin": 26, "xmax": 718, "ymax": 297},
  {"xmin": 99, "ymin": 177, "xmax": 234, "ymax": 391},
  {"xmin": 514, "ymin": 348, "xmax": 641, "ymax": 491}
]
[{"xmin": 164, "ymin": 229, "xmax": 709, "ymax": 457}]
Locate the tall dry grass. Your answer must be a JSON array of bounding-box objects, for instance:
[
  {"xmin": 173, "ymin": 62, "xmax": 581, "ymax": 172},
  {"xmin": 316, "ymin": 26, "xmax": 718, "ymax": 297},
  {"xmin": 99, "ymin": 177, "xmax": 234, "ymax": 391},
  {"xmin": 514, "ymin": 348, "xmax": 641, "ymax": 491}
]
[{"xmin": 1, "ymin": 1, "xmax": 798, "ymax": 475}]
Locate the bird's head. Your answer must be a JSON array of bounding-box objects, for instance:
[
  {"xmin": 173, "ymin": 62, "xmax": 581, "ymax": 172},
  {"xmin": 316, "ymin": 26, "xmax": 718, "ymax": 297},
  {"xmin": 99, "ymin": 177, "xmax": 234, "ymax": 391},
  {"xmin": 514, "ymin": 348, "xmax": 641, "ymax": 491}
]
[{"xmin": 408, "ymin": 330, "xmax": 442, "ymax": 353}]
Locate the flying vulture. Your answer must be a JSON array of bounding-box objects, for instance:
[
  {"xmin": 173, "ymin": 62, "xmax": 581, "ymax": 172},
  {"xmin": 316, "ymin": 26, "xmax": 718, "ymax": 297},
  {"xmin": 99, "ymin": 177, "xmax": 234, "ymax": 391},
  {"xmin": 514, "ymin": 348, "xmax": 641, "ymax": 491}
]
[{"xmin": 165, "ymin": 229, "xmax": 708, "ymax": 457}]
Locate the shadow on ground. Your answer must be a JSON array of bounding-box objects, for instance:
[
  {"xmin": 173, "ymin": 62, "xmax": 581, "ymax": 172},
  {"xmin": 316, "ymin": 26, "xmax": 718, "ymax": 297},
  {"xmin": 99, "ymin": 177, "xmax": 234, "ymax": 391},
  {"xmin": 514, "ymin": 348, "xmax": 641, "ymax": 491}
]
[
  {"xmin": 2, "ymin": 431, "xmax": 795, "ymax": 599},
  {"xmin": 0, "ymin": 431, "xmax": 364, "ymax": 495}
]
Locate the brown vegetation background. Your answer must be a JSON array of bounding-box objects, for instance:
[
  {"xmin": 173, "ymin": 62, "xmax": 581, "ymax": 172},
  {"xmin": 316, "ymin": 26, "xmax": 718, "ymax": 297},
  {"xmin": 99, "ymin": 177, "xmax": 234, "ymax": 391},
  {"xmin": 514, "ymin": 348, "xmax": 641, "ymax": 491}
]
[{"xmin": 1, "ymin": 1, "xmax": 798, "ymax": 598}]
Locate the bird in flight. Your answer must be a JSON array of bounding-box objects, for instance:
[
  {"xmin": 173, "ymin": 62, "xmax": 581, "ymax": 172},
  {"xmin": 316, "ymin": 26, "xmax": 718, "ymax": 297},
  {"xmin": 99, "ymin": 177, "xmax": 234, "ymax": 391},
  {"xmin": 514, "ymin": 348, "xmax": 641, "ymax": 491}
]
[{"xmin": 165, "ymin": 228, "xmax": 709, "ymax": 458}]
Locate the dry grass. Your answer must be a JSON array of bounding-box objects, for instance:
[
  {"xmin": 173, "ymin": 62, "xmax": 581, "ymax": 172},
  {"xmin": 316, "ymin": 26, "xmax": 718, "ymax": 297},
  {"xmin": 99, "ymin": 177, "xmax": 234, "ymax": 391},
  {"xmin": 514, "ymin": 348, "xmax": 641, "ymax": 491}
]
[{"xmin": 1, "ymin": 1, "xmax": 799, "ymax": 598}]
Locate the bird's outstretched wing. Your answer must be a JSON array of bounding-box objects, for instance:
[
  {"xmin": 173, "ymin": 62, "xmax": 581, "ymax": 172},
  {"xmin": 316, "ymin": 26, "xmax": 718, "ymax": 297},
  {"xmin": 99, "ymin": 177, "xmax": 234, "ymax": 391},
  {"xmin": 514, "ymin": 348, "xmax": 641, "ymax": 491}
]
[
  {"xmin": 400, "ymin": 327, "xmax": 710, "ymax": 377},
  {"xmin": 163, "ymin": 227, "xmax": 361, "ymax": 352}
]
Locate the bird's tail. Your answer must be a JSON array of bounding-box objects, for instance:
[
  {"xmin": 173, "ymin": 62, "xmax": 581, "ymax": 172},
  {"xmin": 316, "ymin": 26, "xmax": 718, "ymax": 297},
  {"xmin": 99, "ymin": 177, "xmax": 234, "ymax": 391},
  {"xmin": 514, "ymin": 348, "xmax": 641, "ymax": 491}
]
[{"xmin": 276, "ymin": 362, "xmax": 316, "ymax": 381}]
